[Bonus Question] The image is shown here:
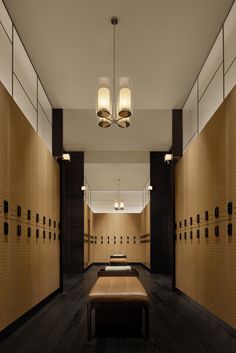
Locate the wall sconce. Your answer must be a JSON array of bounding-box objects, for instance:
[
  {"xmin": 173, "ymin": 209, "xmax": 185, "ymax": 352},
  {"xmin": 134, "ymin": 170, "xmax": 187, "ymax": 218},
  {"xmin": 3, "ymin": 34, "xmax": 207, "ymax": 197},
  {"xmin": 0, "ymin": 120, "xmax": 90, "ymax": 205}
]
[
  {"xmin": 148, "ymin": 185, "xmax": 153, "ymax": 191},
  {"xmin": 81, "ymin": 185, "xmax": 86, "ymax": 192},
  {"xmin": 62, "ymin": 153, "xmax": 71, "ymax": 162},
  {"xmin": 164, "ymin": 153, "xmax": 181, "ymax": 164}
]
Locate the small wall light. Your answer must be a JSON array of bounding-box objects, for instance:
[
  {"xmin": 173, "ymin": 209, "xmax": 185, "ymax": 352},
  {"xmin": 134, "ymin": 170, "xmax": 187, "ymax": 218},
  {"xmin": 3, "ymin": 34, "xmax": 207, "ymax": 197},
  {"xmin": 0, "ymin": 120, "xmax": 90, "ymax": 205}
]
[
  {"xmin": 81, "ymin": 185, "xmax": 86, "ymax": 192},
  {"xmin": 62, "ymin": 153, "xmax": 71, "ymax": 162},
  {"xmin": 164, "ymin": 154, "xmax": 173, "ymax": 164},
  {"xmin": 148, "ymin": 185, "xmax": 153, "ymax": 191}
]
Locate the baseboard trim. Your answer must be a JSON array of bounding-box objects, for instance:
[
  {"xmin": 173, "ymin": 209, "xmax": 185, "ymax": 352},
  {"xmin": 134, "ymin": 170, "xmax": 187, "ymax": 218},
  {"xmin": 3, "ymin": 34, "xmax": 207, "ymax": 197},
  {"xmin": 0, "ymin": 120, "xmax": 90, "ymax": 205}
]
[
  {"xmin": 0, "ymin": 288, "xmax": 61, "ymax": 341},
  {"xmin": 176, "ymin": 288, "xmax": 236, "ymax": 339}
]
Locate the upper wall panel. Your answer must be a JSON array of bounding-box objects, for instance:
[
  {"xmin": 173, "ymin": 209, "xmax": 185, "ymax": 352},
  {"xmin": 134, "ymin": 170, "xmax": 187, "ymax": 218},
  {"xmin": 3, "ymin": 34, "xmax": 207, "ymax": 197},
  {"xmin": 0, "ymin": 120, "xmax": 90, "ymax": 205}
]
[
  {"xmin": 224, "ymin": 1, "xmax": 236, "ymax": 72},
  {"xmin": 198, "ymin": 64, "xmax": 223, "ymax": 132},
  {"xmin": 0, "ymin": 0, "xmax": 12, "ymax": 41},
  {"xmin": 13, "ymin": 29, "xmax": 37, "ymax": 109},
  {"xmin": 0, "ymin": 23, "xmax": 12, "ymax": 95},
  {"xmin": 183, "ymin": 81, "xmax": 198, "ymax": 150},
  {"xmin": 198, "ymin": 30, "xmax": 223, "ymax": 99},
  {"xmin": 38, "ymin": 80, "xmax": 52, "ymax": 124}
]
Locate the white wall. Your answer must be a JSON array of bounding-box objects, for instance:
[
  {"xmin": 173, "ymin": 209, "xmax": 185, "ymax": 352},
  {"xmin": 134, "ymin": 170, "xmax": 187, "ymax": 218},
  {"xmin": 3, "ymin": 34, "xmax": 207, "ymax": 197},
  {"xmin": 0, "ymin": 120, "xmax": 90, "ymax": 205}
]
[
  {"xmin": 0, "ymin": 0, "xmax": 52, "ymax": 153},
  {"xmin": 183, "ymin": 1, "xmax": 236, "ymax": 151}
]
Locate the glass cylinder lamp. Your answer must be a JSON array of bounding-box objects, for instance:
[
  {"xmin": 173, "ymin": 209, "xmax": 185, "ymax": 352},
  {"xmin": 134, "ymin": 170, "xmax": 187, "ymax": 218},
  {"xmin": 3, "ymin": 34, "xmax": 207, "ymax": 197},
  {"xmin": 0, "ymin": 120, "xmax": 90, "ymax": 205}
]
[
  {"xmin": 117, "ymin": 77, "xmax": 132, "ymax": 128},
  {"xmin": 97, "ymin": 77, "xmax": 112, "ymax": 128},
  {"xmin": 114, "ymin": 201, "xmax": 119, "ymax": 210}
]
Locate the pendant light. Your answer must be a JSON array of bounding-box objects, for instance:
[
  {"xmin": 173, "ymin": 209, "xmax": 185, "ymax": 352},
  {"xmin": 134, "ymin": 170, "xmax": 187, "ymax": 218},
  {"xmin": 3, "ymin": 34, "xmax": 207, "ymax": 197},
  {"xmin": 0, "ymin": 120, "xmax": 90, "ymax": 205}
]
[
  {"xmin": 114, "ymin": 179, "xmax": 124, "ymax": 210},
  {"xmin": 97, "ymin": 17, "xmax": 132, "ymax": 128}
]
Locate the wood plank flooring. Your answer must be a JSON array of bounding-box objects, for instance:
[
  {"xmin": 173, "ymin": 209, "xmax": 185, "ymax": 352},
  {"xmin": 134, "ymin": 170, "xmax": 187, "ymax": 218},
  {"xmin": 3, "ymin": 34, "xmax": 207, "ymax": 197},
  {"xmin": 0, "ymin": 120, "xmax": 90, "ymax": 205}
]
[{"xmin": 0, "ymin": 265, "xmax": 236, "ymax": 353}]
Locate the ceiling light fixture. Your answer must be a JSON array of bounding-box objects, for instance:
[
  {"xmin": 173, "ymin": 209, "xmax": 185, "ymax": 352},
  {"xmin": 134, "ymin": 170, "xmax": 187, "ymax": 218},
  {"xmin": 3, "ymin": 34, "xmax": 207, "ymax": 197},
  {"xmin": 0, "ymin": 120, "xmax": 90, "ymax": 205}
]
[
  {"xmin": 114, "ymin": 179, "xmax": 124, "ymax": 210},
  {"xmin": 97, "ymin": 17, "xmax": 132, "ymax": 128}
]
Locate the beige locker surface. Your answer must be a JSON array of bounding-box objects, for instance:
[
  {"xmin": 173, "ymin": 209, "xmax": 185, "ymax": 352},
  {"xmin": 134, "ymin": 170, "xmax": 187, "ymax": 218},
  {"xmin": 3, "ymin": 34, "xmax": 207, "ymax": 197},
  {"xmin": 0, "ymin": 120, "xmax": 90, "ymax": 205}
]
[
  {"xmin": 175, "ymin": 85, "xmax": 236, "ymax": 330},
  {"xmin": 0, "ymin": 83, "xmax": 60, "ymax": 332}
]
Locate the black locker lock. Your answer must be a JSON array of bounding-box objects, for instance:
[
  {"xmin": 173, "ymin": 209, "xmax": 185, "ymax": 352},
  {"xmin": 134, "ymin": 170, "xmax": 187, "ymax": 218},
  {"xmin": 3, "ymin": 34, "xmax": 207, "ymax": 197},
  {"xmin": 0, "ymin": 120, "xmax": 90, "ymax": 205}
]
[
  {"xmin": 101, "ymin": 241, "xmax": 103, "ymax": 244},
  {"xmin": 121, "ymin": 241, "xmax": 122, "ymax": 244},
  {"xmin": 190, "ymin": 217, "xmax": 193, "ymax": 226},
  {"xmin": 49, "ymin": 232, "xmax": 51, "ymax": 240},
  {"xmin": 108, "ymin": 241, "xmax": 109, "ymax": 244},
  {"xmin": 205, "ymin": 211, "xmax": 208, "ymax": 221},
  {"xmin": 179, "ymin": 233, "xmax": 182, "ymax": 240},
  {"xmin": 184, "ymin": 219, "xmax": 187, "ymax": 227},
  {"xmin": 196, "ymin": 214, "xmax": 200, "ymax": 223},
  {"xmin": 43, "ymin": 230, "xmax": 46, "ymax": 239},
  {"xmin": 36, "ymin": 213, "xmax": 39, "ymax": 223},
  {"xmin": 49, "ymin": 219, "xmax": 51, "ymax": 227},
  {"xmin": 17, "ymin": 225, "xmax": 21, "ymax": 236},
  {"xmin": 184, "ymin": 232, "xmax": 187, "ymax": 240},
  {"xmin": 190, "ymin": 231, "xmax": 193, "ymax": 240},
  {"xmin": 43, "ymin": 216, "xmax": 46, "ymax": 225},
  {"xmin": 4, "ymin": 200, "xmax": 9, "ymax": 214},
  {"xmin": 215, "ymin": 226, "xmax": 219, "ymax": 237},
  {"xmin": 228, "ymin": 202, "xmax": 233, "ymax": 215},
  {"xmin": 215, "ymin": 207, "xmax": 219, "ymax": 218},
  {"xmin": 205, "ymin": 228, "xmax": 208, "ymax": 238},
  {"xmin": 27, "ymin": 210, "xmax": 31, "ymax": 220},
  {"xmin": 134, "ymin": 241, "xmax": 136, "ymax": 244},
  {"xmin": 179, "ymin": 221, "xmax": 182, "ymax": 228},
  {"xmin": 127, "ymin": 241, "xmax": 129, "ymax": 244},
  {"xmin": 197, "ymin": 229, "xmax": 200, "ymax": 239},
  {"xmin": 36, "ymin": 229, "xmax": 40, "ymax": 238},
  {"xmin": 54, "ymin": 221, "xmax": 56, "ymax": 228},
  {"xmin": 54, "ymin": 233, "xmax": 56, "ymax": 240},
  {"xmin": 4, "ymin": 222, "xmax": 9, "ymax": 235},
  {"xmin": 228, "ymin": 223, "xmax": 233, "ymax": 236},
  {"xmin": 28, "ymin": 227, "xmax": 31, "ymax": 238},
  {"xmin": 17, "ymin": 205, "xmax": 21, "ymax": 217}
]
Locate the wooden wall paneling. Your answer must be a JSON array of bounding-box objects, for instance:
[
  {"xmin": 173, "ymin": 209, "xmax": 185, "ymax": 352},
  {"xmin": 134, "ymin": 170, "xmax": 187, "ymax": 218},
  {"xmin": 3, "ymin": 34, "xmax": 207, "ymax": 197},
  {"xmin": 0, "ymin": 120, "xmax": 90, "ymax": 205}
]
[{"xmin": 0, "ymin": 83, "xmax": 60, "ymax": 332}]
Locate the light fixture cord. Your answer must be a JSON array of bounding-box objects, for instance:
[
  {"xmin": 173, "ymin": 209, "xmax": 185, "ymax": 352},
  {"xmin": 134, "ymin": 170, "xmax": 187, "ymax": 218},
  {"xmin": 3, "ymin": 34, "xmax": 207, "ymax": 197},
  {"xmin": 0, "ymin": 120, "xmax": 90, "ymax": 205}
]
[{"xmin": 113, "ymin": 21, "xmax": 116, "ymax": 121}]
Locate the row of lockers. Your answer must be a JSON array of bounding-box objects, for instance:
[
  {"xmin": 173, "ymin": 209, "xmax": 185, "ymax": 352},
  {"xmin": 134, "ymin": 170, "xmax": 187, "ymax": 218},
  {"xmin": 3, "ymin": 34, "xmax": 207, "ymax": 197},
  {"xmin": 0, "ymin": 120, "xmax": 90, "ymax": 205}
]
[
  {"xmin": 0, "ymin": 199, "xmax": 60, "ymax": 228},
  {"xmin": 176, "ymin": 203, "xmax": 235, "ymax": 230},
  {"xmin": 90, "ymin": 235, "xmax": 140, "ymax": 245},
  {"xmin": 176, "ymin": 222, "xmax": 234, "ymax": 240}
]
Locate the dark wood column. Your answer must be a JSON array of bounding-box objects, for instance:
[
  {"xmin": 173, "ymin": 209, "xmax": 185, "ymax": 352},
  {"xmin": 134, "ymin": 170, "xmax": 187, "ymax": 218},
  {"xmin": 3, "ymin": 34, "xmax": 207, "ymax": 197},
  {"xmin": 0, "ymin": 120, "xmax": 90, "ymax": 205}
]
[
  {"xmin": 64, "ymin": 152, "xmax": 84, "ymax": 273},
  {"xmin": 150, "ymin": 109, "xmax": 182, "ymax": 277},
  {"xmin": 150, "ymin": 152, "xmax": 171, "ymax": 274}
]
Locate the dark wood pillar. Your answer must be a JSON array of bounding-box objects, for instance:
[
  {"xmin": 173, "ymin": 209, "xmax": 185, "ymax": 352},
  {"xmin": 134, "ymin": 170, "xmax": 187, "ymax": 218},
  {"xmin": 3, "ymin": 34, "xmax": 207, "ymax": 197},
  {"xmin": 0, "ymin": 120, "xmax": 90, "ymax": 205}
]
[
  {"xmin": 150, "ymin": 110, "xmax": 182, "ymax": 277},
  {"xmin": 64, "ymin": 152, "xmax": 84, "ymax": 273}
]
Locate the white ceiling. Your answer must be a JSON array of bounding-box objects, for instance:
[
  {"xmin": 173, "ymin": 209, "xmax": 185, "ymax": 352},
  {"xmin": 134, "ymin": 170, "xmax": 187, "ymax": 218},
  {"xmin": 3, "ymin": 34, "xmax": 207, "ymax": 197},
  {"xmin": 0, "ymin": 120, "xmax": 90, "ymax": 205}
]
[
  {"xmin": 4, "ymin": 0, "xmax": 234, "ymax": 211},
  {"xmin": 64, "ymin": 109, "xmax": 172, "ymax": 151},
  {"xmin": 85, "ymin": 152, "xmax": 149, "ymax": 213},
  {"xmin": 4, "ymin": 0, "xmax": 234, "ymax": 110}
]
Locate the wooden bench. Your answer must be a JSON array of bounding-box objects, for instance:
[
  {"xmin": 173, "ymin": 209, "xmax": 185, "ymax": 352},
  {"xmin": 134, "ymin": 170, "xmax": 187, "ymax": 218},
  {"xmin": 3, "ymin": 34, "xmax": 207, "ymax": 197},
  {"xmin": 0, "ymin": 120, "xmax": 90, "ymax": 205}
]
[
  {"xmin": 98, "ymin": 267, "xmax": 139, "ymax": 277},
  {"xmin": 87, "ymin": 276, "xmax": 149, "ymax": 339}
]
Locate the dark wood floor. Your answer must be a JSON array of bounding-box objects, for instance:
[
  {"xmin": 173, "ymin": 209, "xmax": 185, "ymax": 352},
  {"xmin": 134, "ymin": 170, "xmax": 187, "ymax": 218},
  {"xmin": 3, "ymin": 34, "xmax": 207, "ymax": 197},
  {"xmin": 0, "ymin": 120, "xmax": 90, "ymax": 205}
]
[{"xmin": 1, "ymin": 265, "xmax": 236, "ymax": 353}]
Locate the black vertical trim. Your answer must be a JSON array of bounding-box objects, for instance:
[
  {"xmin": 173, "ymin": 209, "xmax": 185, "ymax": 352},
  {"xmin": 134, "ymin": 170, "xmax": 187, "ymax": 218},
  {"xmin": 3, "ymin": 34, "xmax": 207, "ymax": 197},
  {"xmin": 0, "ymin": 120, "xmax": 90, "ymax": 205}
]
[
  {"xmin": 172, "ymin": 110, "xmax": 183, "ymax": 158},
  {"xmin": 52, "ymin": 109, "xmax": 63, "ymax": 157}
]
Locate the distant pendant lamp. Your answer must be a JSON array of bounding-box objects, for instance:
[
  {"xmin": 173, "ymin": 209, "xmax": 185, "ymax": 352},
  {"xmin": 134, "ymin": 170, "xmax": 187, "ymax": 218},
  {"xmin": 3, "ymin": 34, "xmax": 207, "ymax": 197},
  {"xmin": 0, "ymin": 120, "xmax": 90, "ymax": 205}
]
[
  {"xmin": 114, "ymin": 179, "xmax": 124, "ymax": 210},
  {"xmin": 97, "ymin": 17, "xmax": 132, "ymax": 128}
]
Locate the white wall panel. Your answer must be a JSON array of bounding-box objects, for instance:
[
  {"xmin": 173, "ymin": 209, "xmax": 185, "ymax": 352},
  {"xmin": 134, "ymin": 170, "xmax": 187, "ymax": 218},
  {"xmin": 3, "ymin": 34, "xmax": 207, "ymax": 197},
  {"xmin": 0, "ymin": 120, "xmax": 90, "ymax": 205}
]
[
  {"xmin": 199, "ymin": 30, "xmax": 223, "ymax": 98},
  {"xmin": 13, "ymin": 29, "xmax": 37, "ymax": 108},
  {"xmin": 225, "ymin": 57, "xmax": 236, "ymax": 97},
  {"xmin": 198, "ymin": 64, "xmax": 223, "ymax": 132},
  {"xmin": 38, "ymin": 79, "xmax": 52, "ymax": 123},
  {"xmin": 183, "ymin": 81, "xmax": 198, "ymax": 149},
  {"xmin": 0, "ymin": 24, "xmax": 12, "ymax": 95},
  {"xmin": 13, "ymin": 75, "xmax": 37, "ymax": 131},
  {"xmin": 0, "ymin": 0, "xmax": 12, "ymax": 41},
  {"xmin": 38, "ymin": 103, "xmax": 52, "ymax": 152},
  {"xmin": 224, "ymin": 1, "xmax": 236, "ymax": 72}
]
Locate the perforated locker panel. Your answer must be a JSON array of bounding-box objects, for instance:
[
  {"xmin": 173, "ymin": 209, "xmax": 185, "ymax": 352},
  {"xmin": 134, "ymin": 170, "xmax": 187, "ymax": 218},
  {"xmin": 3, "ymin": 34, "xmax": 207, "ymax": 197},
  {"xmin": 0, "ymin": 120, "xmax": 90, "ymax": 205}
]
[
  {"xmin": 0, "ymin": 83, "xmax": 60, "ymax": 332},
  {"xmin": 175, "ymin": 85, "xmax": 236, "ymax": 329},
  {"xmin": 92, "ymin": 212, "xmax": 143, "ymax": 263}
]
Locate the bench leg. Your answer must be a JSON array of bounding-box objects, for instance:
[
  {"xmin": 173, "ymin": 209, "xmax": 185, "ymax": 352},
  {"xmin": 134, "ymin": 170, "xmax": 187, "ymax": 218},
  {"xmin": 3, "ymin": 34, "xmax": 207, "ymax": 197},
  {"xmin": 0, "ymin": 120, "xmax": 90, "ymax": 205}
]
[
  {"xmin": 87, "ymin": 302, "xmax": 92, "ymax": 340},
  {"xmin": 144, "ymin": 303, "xmax": 149, "ymax": 339}
]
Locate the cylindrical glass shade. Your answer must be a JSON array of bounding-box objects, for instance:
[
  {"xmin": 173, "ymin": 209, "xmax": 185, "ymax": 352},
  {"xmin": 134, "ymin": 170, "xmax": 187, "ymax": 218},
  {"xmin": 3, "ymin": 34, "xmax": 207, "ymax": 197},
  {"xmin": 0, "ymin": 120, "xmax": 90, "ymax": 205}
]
[
  {"xmin": 97, "ymin": 77, "xmax": 112, "ymax": 127},
  {"xmin": 119, "ymin": 201, "xmax": 124, "ymax": 210},
  {"xmin": 114, "ymin": 201, "xmax": 119, "ymax": 210},
  {"xmin": 117, "ymin": 77, "xmax": 132, "ymax": 119}
]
